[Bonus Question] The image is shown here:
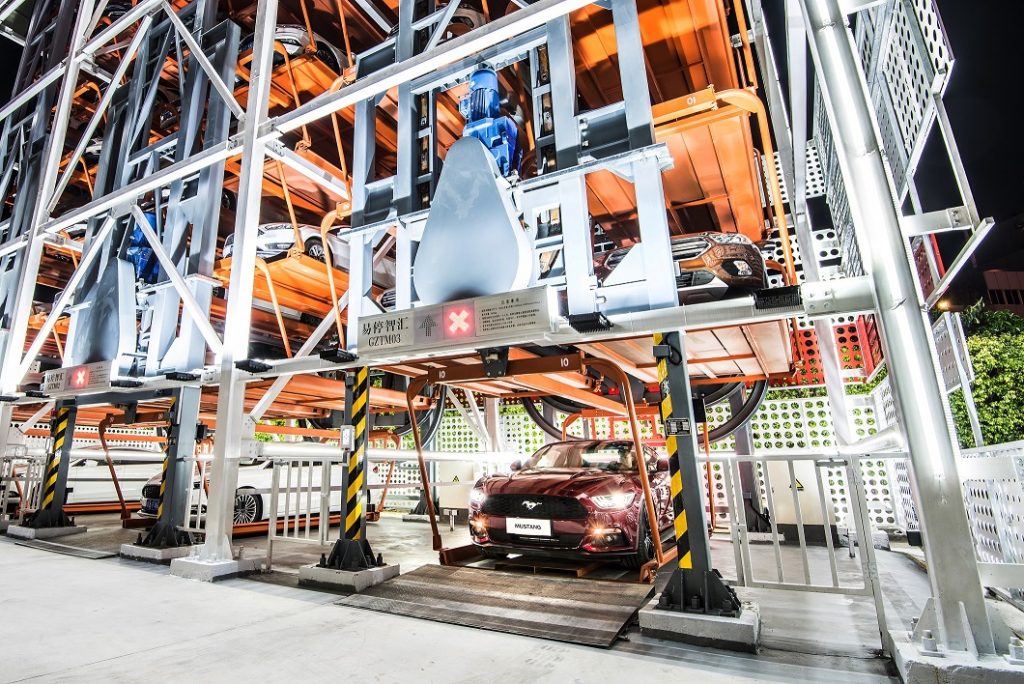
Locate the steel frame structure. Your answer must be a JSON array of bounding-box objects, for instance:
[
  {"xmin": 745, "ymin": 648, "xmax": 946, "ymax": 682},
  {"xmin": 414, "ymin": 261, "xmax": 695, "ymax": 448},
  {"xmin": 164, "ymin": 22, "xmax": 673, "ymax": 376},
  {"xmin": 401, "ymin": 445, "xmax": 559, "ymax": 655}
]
[
  {"xmin": 0, "ymin": 0, "xmax": 1008, "ymax": 667},
  {"xmin": 751, "ymin": 0, "xmax": 1002, "ymax": 663}
]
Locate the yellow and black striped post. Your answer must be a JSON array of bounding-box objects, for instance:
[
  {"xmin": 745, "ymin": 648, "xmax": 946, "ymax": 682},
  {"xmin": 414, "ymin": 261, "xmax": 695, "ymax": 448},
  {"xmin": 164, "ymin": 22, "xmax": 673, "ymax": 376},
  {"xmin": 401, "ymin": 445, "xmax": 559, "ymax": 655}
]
[
  {"xmin": 345, "ymin": 366, "xmax": 370, "ymax": 541},
  {"xmin": 26, "ymin": 401, "xmax": 77, "ymax": 529},
  {"xmin": 653, "ymin": 331, "xmax": 740, "ymax": 615},
  {"xmin": 155, "ymin": 397, "xmax": 176, "ymax": 522},
  {"xmin": 143, "ymin": 388, "xmax": 202, "ymax": 548},
  {"xmin": 321, "ymin": 367, "xmax": 379, "ymax": 570}
]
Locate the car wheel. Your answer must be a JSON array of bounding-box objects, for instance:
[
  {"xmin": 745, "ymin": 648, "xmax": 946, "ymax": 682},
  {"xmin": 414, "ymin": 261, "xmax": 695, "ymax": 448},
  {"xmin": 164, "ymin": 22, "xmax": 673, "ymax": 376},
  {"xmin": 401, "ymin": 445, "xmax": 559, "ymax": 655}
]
[
  {"xmin": 233, "ymin": 491, "xmax": 263, "ymax": 524},
  {"xmin": 623, "ymin": 513, "xmax": 654, "ymax": 570},
  {"xmin": 304, "ymin": 237, "xmax": 326, "ymax": 262}
]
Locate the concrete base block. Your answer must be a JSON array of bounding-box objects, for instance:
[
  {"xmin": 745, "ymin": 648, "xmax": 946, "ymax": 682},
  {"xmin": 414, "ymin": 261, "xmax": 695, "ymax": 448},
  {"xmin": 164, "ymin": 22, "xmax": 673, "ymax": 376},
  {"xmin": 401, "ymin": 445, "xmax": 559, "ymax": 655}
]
[
  {"xmin": 639, "ymin": 597, "xmax": 760, "ymax": 653},
  {"xmin": 119, "ymin": 543, "xmax": 195, "ymax": 563},
  {"xmin": 401, "ymin": 514, "xmax": 440, "ymax": 523},
  {"xmin": 5, "ymin": 524, "xmax": 86, "ymax": 540},
  {"xmin": 0, "ymin": 520, "xmax": 9, "ymax": 533},
  {"xmin": 169, "ymin": 555, "xmax": 265, "ymax": 582},
  {"xmin": 890, "ymin": 630, "xmax": 1024, "ymax": 683},
  {"xmin": 298, "ymin": 563, "xmax": 399, "ymax": 592}
]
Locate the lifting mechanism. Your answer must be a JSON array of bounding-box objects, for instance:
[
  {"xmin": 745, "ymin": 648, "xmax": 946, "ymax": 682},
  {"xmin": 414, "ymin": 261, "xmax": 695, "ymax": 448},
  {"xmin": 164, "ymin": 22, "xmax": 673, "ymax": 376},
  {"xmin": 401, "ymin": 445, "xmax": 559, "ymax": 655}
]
[{"xmin": 0, "ymin": 0, "xmax": 1012, "ymax": 671}]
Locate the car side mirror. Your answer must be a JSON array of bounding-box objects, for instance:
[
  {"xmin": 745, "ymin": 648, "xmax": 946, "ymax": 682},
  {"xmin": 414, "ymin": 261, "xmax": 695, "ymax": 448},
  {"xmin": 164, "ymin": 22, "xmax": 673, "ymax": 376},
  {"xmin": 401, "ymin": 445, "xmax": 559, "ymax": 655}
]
[
  {"xmin": 656, "ymin": 458, "xmax": 669, "ymax": 472},
  {"xmin": 510, "ymin": 460, "xmax": 522, "ymax": 471}
]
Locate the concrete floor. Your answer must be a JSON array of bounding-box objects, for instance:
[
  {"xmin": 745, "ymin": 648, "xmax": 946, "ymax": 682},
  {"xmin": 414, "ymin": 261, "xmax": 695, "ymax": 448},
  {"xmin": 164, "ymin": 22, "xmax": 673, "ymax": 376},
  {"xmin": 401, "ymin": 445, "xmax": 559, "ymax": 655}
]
[{"xmin": 0, "ymin": 512, "xmax": 919, "ymax": 681}]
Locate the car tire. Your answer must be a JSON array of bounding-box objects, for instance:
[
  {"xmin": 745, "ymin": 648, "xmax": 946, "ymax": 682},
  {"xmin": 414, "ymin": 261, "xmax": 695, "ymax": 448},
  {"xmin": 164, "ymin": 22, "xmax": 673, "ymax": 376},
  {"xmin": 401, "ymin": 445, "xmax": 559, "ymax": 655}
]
[
  {"xmin": 304, "ymin": 237, "xmax": 326, "ymax": 262},
  {"xmin": 623, "ymin": 513, "xmax": 654, "ymax": 570},
  {"xmin": 233, "ymin": 490, "xmax": 263, "ymax": 524}
]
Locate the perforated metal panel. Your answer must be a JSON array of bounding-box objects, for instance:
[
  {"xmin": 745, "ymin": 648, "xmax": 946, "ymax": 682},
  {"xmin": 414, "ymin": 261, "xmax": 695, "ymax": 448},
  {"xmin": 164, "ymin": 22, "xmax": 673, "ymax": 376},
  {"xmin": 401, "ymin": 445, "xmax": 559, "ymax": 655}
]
[
  {"xmin": 11, "ymin": 422, "xmax": 160, "ymax": 451},
  {"xmin": 854, "ymin": 0, "xmax": 953, "ymax": 196},
  {"xmin": 960, "ymin": 443, "xmax": 1024, "ymax": 595}
]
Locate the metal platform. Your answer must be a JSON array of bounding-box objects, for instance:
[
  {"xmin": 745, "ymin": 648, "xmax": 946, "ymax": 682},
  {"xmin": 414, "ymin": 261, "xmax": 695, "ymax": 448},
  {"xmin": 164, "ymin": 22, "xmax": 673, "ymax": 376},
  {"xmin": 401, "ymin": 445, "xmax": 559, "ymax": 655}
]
[
  {"xmin": 14, "ymin": 539, "xmax": 115, "ymax": 560},
  {"xmin": 337, "ymin": 564, "xmax": 655, "ymax": 648}
]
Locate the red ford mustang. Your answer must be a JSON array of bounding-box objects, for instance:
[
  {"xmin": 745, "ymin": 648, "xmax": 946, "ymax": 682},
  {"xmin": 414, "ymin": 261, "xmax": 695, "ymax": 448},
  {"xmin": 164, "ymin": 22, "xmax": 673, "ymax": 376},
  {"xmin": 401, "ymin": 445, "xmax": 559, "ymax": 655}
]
[{"xmin": 468, "ymin": 440, "xmax": 673, "ymax": 568}]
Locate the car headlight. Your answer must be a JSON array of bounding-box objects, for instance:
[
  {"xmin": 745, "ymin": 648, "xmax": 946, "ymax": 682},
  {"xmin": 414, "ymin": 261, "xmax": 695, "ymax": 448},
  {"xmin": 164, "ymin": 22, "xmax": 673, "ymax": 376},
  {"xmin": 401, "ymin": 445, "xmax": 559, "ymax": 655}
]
[
  {"xmin": 731, "ymin": 259, "xmax": 753, "ymax": 276},
  {"xmin": 708, "ymin": 232, "xmax": 749, "ymax": 244},
  {"xmin": 591, "ymin": 491, "xmax": 636, "ymax": 509},
  {"xmin": 469, "ymin": 489, "xmax": 487, "ymax": 504}
]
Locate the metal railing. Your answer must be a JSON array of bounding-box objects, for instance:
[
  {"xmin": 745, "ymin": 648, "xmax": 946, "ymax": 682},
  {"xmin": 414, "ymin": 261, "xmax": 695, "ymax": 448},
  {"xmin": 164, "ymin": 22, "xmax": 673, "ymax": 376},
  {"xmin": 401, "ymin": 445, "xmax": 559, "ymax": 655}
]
[
  {"xmin": 265, "ymin": 455, "xmax": 346, "ymax": 570},
  {"xmin": 711, "ymin": 451, "xmax": 890, "ymax": 640},
  {"xmin": 179, "ymin": 453, "xmax": 212, "ymax": 537},
  {"xmin": 958, "ymin": 440, "xmax": 1024, "ymax": 601},
  {"xmin": 0, "ymin": 446, "xmax": 43, "ymax": 527}
]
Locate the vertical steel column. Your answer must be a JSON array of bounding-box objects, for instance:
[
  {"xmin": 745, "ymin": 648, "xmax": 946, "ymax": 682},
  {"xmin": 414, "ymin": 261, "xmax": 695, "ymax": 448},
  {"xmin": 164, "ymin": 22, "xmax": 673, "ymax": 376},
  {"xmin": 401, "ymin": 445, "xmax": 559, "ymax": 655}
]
[
  {"xmin": 730, "ymin": 391, "xmax": 764, "ymax": 530},
  {"xmin": 345, "ymin": 93, "xmax": 378, "ymax": 345},
  {"xmin": 610, "ymin": 0, "xmax": 654, "ymax": 149},
  {"xmin": 0, "ymin": 2, "xmax": 93, "ymax": 491},
  {"xmin": 144, "ymin": 387, "xmax": 203, "ymax": 547},
  {"xmin": 197, "ymin": 0, "xmax": 278, "ymax": 563},
  {"xmin": 345, "ymin": 367, "xmax": 370, "ymax": 540},
  {"xmin": 0, "ymin": 0, "xmax": 96, "ymax": 397},
  {"xmin": 633, "ymin": 158, "xmax": 678, "ymax": 309},
  {"xmin": 654, "ymin": 331, "xmax": 740, "ymax": 614},
  {"xmin": 544, "ymin": 16, "xmax": 579, "ymax": 170},
  {"xmin": 322, "ymin": 366, "xmax": 380, "ymax": 570},
  {"xmin": 798, "ymin": 0, "xmax": 994, "ymax": 654},
  {"xmin": 394, "ymin": 0, "xmax": 418, "ymax": 215},
  {"xmin": 24, "ymin": 401, "xmax": 77, "ymax": 528}
]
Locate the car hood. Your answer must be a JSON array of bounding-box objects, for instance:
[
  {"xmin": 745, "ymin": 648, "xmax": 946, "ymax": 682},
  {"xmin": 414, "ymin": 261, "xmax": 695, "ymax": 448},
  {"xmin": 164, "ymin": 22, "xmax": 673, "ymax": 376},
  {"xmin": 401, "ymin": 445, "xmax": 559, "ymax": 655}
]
[{"xmin": 480, "ymin": 468, "xmax": 638, "ymax": 499}]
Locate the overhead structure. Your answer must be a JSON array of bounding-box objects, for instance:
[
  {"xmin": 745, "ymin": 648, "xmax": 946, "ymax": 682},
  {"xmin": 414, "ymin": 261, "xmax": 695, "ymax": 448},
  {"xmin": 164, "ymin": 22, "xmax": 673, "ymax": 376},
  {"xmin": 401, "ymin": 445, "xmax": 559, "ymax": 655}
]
[{"xmin": 0, "ymin": 0, "xmax": 1016, "ymax": 674}]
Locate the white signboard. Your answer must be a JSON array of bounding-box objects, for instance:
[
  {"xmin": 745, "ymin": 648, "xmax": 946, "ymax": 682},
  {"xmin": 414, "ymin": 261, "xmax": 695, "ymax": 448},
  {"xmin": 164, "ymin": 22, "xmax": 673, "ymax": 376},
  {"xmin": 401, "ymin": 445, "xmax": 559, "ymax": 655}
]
[
  {"xmin": 42, "ymin": 361, "xmax": 113, "ymax": 396},
  {"xmin": 357, "ymin": 286, "xmax": 558, "ymax": 356}
]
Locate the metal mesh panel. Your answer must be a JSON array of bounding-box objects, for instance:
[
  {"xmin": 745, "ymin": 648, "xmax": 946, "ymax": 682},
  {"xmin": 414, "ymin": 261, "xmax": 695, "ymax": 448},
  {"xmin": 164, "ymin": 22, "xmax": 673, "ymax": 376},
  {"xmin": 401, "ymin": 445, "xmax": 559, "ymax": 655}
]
[{"xmin": 959, "ymin": 443, "xmax": 1024, "ymax": 595}]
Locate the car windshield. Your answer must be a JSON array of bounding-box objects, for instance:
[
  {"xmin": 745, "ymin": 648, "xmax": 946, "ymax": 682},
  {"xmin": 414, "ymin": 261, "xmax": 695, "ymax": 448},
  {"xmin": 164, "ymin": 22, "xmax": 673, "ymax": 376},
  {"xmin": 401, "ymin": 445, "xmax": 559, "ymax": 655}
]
[{"xmin": 525, "ymin": 441, "xmax": 654, "ymax": 472}]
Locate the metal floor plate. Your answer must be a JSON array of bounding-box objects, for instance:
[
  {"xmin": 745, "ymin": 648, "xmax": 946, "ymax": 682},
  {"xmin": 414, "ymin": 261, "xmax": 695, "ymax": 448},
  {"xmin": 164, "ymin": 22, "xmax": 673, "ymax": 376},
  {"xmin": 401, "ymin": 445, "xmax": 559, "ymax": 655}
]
[
  {"xmin": 14, "ymin": 539, "xmax": 116, "ymax": 560},
  {"xmin": 337, "ymin": 564, "xmax": 654, "ymax": 648}
]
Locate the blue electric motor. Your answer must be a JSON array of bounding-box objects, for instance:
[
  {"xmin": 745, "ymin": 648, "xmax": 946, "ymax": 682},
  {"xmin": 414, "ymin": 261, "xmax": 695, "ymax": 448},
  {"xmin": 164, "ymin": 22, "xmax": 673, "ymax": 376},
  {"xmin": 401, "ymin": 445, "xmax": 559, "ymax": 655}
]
[
  {"xmin": 125, "ymin": 212, "xmax": 159, "ymax": 284},
  {"xmin": 459, "ymin": 67, "xmax": 522, "ymax": 177}
]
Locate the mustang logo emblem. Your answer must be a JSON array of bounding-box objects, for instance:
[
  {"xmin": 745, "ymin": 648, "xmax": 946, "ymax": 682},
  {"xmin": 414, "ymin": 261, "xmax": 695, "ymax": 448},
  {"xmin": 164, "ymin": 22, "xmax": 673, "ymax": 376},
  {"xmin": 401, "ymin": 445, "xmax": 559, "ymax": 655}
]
[{"xmin": 521, "ymin": 500, "xmax": 541, "ymax": 510}]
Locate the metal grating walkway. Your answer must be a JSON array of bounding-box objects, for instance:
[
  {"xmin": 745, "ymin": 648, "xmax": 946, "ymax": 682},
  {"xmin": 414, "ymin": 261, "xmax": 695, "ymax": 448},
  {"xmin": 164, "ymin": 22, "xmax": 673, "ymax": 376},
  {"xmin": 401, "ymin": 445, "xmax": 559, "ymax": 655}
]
[{"xmin": 337, "ymin": 564, "xmax": 654, "ymax": 648}]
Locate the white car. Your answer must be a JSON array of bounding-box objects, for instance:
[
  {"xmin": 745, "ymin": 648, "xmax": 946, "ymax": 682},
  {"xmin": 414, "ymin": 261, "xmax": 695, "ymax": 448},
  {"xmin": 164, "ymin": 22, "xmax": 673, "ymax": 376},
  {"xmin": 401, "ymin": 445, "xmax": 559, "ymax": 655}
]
[
  {"xmin": 222, "ymin": 223, "xmax": 396, "ymax": 285},
  {"xmin": 139, "ymin": 459, "xmax": 344, "ymax": 525}
]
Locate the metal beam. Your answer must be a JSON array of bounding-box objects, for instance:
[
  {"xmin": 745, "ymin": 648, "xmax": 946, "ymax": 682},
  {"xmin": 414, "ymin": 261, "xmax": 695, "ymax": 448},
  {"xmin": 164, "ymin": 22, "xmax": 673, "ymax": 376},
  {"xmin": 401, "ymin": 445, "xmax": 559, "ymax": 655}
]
[
  {"xmin": 270, "ymin": 0, "xmax": 596, "ymax": 135},
  {"xmin": 247, "ymin": 276, "xmax": 876, "ymax": 380},
  {"xmin": 129, "ymin": 204, "xmax": 224, "ymax": 355},
  {"xmin": 923, "ymin": 218, "xmax": 995, "ymax": 310},
  {"xmin": 160, "ymin": 2, "xmax": 244, "ymax": 121},
  {"xmin": 191, "ymin": 0, "xmax": 278, "ymax": 566}
]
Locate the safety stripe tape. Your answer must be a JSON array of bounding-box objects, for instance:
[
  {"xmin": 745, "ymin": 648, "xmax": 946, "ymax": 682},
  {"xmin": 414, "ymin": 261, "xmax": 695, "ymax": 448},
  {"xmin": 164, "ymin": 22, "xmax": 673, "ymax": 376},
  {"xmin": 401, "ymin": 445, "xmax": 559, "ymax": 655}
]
[
  {"xmin": 345, "ymin": 367, "xmax": 369, "ymax": 540},
  {"xmin": 157, "ymin": 397, "xmax": 176, "ymax": 519},
  {"xmin": 654, "ymin": 333, "xmax": 692, "ymax": 570},
  {"xmin": 41, "ymin": 407, "xmax": 71, "ymax": 509}
]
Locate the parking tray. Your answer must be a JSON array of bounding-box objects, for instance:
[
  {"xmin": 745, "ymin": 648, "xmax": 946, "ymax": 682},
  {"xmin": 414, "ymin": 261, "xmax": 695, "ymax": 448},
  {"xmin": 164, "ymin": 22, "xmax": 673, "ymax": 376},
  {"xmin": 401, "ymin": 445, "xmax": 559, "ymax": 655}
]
[{"xmin": 336, "ymin": 564, "xmax": 654, "ymax": 648}]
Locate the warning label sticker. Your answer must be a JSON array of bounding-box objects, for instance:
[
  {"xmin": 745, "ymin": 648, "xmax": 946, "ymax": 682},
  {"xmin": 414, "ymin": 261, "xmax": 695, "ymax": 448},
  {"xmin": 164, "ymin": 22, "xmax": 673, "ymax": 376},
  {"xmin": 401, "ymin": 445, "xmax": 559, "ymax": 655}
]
[
  {"xmin": 665, "ymin": 417, "xmax": 691, "ymax": 436},
  {"xmin": 477, "ymin": 290, "xmax": 549, "ymax": 335}
]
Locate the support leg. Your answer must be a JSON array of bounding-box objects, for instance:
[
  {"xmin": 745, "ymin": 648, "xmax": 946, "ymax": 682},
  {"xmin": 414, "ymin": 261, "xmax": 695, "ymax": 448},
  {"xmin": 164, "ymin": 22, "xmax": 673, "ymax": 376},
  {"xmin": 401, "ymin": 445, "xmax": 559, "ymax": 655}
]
[
  {"xmin": 653, "ymin": 331, "xmax": 740, "ymax": 616},
  {"xmin": 24, "ymin": 401, "xmax": 77, "ymax": 529},
  {"xmin": 143, "ymin": 387, "xmax": 201, "ymax": 547},
  {"xmin": 322, "ymin": 366, "xmax": 379, "ymax": 570}
]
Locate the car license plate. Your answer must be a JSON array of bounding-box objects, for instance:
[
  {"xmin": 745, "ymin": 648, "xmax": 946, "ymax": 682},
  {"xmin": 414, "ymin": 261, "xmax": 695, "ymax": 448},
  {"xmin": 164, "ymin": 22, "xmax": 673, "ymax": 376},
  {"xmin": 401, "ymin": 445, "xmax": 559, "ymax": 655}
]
[{"xmin": 507, "ymin": 518, "xmax": 552, "ymax": 536}]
